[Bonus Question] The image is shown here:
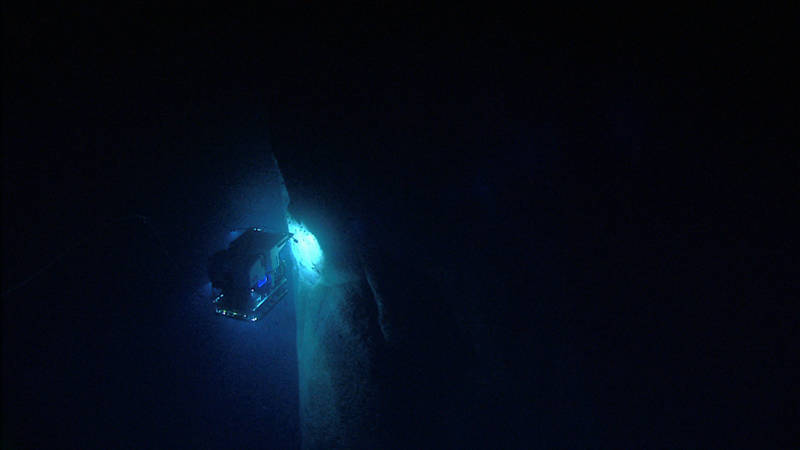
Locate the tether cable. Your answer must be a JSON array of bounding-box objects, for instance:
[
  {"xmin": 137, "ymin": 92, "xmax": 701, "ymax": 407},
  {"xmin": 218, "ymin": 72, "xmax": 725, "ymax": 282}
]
[{"xmin": 1, "ymin": 214, "xmax": 178, "ymax": 298}]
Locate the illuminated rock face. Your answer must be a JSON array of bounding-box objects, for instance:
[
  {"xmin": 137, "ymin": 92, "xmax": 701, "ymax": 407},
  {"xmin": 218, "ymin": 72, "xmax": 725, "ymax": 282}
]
[
  {"xmin": 277, "ymin": 168, "xmax": 382, "ymax": 448},
  {"xmin": 288, "ymin": 216, "xmax": 325, "ymax": 285},
  {"xmin": 277, "ymin": 159, "xmax": 473, "ymax": 449},
  {"xmin": 293, "ymin": 256, "xmax": 385, "ymax": 448},
  {"xmin": 287, "ymin": 215, "xmax": 383, "ymax": 448}
]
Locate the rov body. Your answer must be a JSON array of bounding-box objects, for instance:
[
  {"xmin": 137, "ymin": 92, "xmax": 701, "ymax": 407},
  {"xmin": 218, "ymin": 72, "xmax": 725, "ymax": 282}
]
[{"xmin": 208, "ymin": 228, "xmax": 292, "ymax": 321}]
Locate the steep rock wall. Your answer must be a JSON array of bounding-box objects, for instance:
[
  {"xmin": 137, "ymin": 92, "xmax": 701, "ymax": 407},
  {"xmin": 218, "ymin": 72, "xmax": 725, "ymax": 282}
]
[{"xmin": 276, "ymin": 158, "xmax": 474, "ymax": 448}]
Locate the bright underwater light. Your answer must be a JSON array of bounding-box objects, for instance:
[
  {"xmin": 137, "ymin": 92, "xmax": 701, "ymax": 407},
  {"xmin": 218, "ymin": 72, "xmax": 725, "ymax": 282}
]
[{"xmin": 288, "ymin": 215, "xmax": 323, "ymax": 283}]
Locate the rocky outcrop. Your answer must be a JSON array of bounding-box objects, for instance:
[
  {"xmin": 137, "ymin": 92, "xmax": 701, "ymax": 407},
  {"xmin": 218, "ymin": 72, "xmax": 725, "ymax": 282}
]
[{"xmin": 276, "ymin": 157, "xmax": 474, "ymax": 448}]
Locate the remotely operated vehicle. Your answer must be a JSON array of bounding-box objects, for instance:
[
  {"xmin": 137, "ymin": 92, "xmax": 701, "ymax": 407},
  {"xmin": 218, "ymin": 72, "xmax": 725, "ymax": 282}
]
[{"xmin": 208, "ymin": 228, "xmax": 292, "ymax": 322}]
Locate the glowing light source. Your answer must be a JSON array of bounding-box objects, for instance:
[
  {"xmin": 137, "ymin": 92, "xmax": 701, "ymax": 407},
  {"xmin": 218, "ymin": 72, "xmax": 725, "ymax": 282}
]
[{"xmin": 287, "ymin": 215, "xmax": 323, "ymax": 283}]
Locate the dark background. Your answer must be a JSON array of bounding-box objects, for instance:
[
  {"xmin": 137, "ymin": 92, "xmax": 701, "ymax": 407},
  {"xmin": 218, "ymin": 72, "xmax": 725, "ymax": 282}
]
[{"xmin": 3, "ymin": 4, "xmax": 798, "ymax": 448}]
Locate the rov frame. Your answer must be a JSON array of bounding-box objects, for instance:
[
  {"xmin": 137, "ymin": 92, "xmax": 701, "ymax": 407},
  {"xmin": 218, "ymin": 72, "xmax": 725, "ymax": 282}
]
[{"xmin": 209, "ymin": 228, "xmax": 292, "ymax": 322}]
